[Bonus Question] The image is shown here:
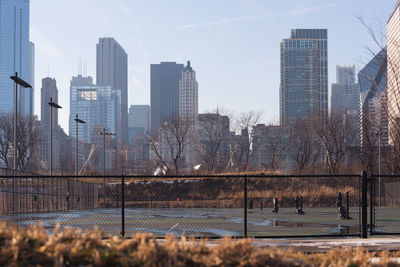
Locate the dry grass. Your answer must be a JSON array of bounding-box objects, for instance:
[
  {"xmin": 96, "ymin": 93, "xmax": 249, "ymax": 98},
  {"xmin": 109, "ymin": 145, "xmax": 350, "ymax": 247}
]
[{"xmin": 0, "ymin": 222, "xmax": 398, "ymax": 266}]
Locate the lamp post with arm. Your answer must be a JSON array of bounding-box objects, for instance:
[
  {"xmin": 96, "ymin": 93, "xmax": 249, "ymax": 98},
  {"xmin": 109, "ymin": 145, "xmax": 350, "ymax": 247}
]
[
  {"xmin": 48, "ymin": 97, "xmax": 62, "ymax": 176},
  {"xmin": 10, "ymin": 72, "xmax": 32, "ymax": 214},
  {"xmin": 10, "ymin": 72, "xmax": 32, "ymax": 171},
  {"xmin": 98, "ymin": 128, "xmax": 115, "ymax": 207},
  {"xmin": 74, "ymin": 114, "xmax": 86, "ymax": 177}
]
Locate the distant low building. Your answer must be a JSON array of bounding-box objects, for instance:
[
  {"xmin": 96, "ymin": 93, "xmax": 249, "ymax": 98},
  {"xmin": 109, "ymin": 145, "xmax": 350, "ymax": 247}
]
[
  {"xmin": 251, "ymin": 124, "xmax": 293, "ymax": 172},
  {"xmin": 125, "ymin": 130, "xmax": 151, "ymax": 174}
]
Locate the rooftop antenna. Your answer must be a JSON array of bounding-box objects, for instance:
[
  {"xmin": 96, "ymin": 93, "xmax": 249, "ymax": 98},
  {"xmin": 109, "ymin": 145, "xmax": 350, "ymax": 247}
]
[
  {"xmin": 47, "ymin": 62, "xmax": 50, "ymax": 77},
  {"xmin": 78, "ymin": 58, "xmax": 81, "ymax": 76}
]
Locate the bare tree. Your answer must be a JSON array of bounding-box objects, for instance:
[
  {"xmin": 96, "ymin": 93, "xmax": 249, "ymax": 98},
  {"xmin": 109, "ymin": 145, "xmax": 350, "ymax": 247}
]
[
  {"xmin": 251, "ymin": 124, "xmax": 291, "ymax": 172},
  {"xmin": 59, "ymin": 145, "xmax": 74, "ymax": 174},
  {"xmin": 231, "ymin": 110, "xmax": 262, "ymax": 172},
  {"xmin": 290, "ymin": 119, "xmax": 319, "ymax": 174},
  {"xmin": 314, "ymin": 113, "xmax": 358, "ymax": 174},
  {"xmin": 150, "ymin": 117, "xmax": 191, "ymax": 175},
  {"xmin": 357, "ymin": 16, "xmax": 400, "ymax": 173},
  {"xmin": 196, "ymin": 112, "xmax": 230, "ymax": 173},
  {"xmin": 0, "ymin": 113, "xmax": 40, "ymax": 171},
  {"xmin": 264, "ymin": 126, "xmax": 290, "ymax": 171}
]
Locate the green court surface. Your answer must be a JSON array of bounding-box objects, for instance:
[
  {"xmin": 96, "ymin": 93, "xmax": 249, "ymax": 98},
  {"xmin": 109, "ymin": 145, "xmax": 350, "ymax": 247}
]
[{"xmin": 1, "ymin": 207, "xmax": 399, "ymax": 237}]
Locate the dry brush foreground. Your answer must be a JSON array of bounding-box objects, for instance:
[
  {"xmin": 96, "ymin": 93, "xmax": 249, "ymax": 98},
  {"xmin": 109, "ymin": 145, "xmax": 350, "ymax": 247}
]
[{"xmin": 0, "ymin": 223, "xmax": 398, "ymax": 267}]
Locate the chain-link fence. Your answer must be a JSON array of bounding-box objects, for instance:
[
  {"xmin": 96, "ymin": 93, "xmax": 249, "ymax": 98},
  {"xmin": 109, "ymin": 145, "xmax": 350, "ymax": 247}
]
[
  {"xmin": 370, "ymin": 174, "xmax": 400, "ymax": 236},
  {"xmin": 0, "ymin": 173, "xmax": 365, "ymax": 238}
]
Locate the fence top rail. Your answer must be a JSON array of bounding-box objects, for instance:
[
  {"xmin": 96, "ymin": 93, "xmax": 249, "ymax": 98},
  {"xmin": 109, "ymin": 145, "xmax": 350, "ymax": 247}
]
[
  {"xmin": 372, "ymin": 174, "xmax": 400, "ymax": 178},
  {"xmin": 0, "ymin": 174, "xmax": 362, "ymax": 179}
]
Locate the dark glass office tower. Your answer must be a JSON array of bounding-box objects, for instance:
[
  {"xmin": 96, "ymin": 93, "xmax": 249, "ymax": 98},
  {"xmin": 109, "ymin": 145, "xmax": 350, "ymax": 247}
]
[
  {"xmin": 41, "ymin": 77, "xmax": 58, "ymax": 130},
  {"xmin": 150, "ymin": 62, "xmax": 184, "ymax": 133},
  {"xmin": 280, "ymin": 29, "xmax": 328, "ymax": 125}
]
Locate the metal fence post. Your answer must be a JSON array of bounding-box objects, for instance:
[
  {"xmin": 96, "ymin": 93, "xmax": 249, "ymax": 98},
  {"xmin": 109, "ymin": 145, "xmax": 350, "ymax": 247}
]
[
  {"xmin": 121, "ymin": 174, "xmax": 125, "ymax": 238},
  {"xmin": 244, "ymin": 175, "xmax": 247, "ymax": 238},
  {"xmin": 361, "ymin": 170, "xmax": 368, "ymax": 238},
  {"xmin": 370, "ymin": 173, "xmax": 374, "ymax": 235},
  {"xmin": 346, "ymin": 192, "xmax": 350, "ymax": 219}
]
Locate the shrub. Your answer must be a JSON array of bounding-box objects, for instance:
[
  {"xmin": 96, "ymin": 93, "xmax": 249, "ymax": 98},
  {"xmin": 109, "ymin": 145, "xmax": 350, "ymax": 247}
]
[{"xmin": 0, "ymin": 222, "xmax": 397, "ymax": 266}]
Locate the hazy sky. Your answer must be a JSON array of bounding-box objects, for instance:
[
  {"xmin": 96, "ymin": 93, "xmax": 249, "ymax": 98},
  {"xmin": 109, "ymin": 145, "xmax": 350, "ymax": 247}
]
[{"xmin": 31, "ymin": 0, "xmax": 396, "ymax": 133}]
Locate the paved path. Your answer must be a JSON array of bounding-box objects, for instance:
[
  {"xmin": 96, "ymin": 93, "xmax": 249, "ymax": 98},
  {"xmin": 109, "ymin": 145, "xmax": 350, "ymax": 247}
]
[
  {"xmin": 248, "ymin": 237, "xmax": 400, "ymax": 252},
  {"xmin": 198, "ymin": 236, "xmax": 400, "ymax": 253}
]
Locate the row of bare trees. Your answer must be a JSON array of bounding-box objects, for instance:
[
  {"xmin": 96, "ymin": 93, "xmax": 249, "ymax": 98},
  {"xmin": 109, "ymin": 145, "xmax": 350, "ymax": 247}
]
[
  {"xmin": 147, "ymin": 109, "xmax": 363, "ymax": 175},
  {"xmin": 0, "ymin": 113, "xmax": 40, "ymax": 172},
  {"xmin": 0, "ymin": 109, "xmax": 391, "ymax": 175},
  {"xmin": 252, "ymin": 113, "xmax": 359, "ymax": 175},
  {"xmin": 149, "ymin": 110, "xmax": 263, "ymax": 175}
]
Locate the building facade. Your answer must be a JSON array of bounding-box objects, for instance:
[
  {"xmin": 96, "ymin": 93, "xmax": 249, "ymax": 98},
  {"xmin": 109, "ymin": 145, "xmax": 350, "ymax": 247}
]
[
  {"xmin": 150, "ymin": 62, "xmax": 184, "ymax": 132},
  {"xmin": 280, "ymin": 29, "xmax": 328, "ymax": 125},
  {"xmin": 331, "ymin": 65, "xmax": 359, "ymax": 116},
  {"xmin": 358, "ymin": 49, "xmax": 388, "ymax": 147},
  {"xmin": 128, "ymin": 105, "xmax": 150, "ymax": 142},
  {"xmin": 251, "ymin": 124, "xmax": 292, "ymax": 171},
  {"xmin": 39, "ymin": 77, "xmax": 70, "ymax": 173},
  {"xmin": 387, "ymin": 1, "xmax": 400, "ymax": 144},
  {"xmin": 0, "ymin": 0, "xmax": 32, "ymax": 116},
  {"xmin": 198, "ymin": 113, "xmax": 231, "ymax": 171},
  {"xmin": 41, "ymin": 77, "xmax": 58, "ymax": 129},
  {"xmin": 179, "ymin": 61, "xmax": 199, "ymax": 166},
  {"xmin": 69, "ymin": 75, "xmax": 121, "ymax": 144},
  {"xmin": 96, "ymin": 37, "xmax": 128, "ymax": 144},
  {"xmin": 23, "ymin": 41, "xmax": 34, "ymax": 117}
]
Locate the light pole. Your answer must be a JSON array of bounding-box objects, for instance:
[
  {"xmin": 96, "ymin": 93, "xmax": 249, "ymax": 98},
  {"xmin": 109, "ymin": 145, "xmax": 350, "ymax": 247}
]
[
  {"xmin": 72, "ymin": 114, "xmax": 86, "ymax": 210},
  {"xmin": 48, "ymin": 97, "xmax": 62, "ymax": 176},
  {"xmin": 98, "ymin": 128, "xmax": 115, "ymax": 207},
  {"xmin": 74, "ymin": 114, "xmax": 86, "ymax": 178},
  {"xmin": 10, "ymin": 72, "xmax": 32, "ymax": 171},
  {"xmin": 378, "ymin": 131, "xmax": 381, "ymax": 207}
]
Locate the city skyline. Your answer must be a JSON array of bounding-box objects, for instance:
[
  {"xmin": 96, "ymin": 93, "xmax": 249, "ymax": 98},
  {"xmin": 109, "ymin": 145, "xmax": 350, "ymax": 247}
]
[{"xmin": 30, "ymin": 0, "xmax": 397, "ymax": 133}]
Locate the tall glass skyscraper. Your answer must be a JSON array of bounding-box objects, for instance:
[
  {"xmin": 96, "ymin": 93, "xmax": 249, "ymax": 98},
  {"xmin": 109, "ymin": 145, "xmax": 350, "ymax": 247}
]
[
  {"xmin": 96, "ymin": 38, "xmax": 128, "ymax": 144},
  {"xmin": 0, "ymin": 0, "xmax": 32, "ymax": 116},
  {"xmin": 358, "ymin": 49, "xmax": 388, "ymax": 146},
  {"xmin": 280, "ymin": 29, "xmax": 328, "ymax": 125},
  {"xmin": 150, "ymin": 62, "xmax": 184, "ymax": 132}
]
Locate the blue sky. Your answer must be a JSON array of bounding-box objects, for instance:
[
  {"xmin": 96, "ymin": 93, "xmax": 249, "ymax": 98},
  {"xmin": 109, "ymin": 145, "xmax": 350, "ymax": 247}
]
[{"xmin": 31, "ymin": 0, "xmax": 396, "ymax": 133}]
